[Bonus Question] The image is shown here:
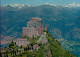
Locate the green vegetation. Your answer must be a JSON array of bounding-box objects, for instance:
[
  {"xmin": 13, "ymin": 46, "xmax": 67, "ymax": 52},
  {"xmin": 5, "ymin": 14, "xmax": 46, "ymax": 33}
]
[
  {"xmin": 59, "ymin": 40, "xmax": 80, "ymax": 57},
  {"xmin": 24, "ymin": 44, "xmax": 31, "ymax": 51},
  {"xmin": 9, "ymin": 40, "xmax": 16, "ymax": 48},
  {"xmin": 30, "ymin": 40, "xmax": 36, "ymax": 47},
  {"xmin": 23, "ymin": 35, "xmax": 41, "ymax": 41},
  {"xmin": 46, "ymin": 36, "xmax": 75, "ymax": 57},
  {"xmin": 23, "ymin": 35, "xmax": 28, "ymax": 39},
  {"xmin": 38, "ymin": 42, "xmax": 42, "ymax": 46},
  {"xmin": 37, "ymin": 36, "xmax": 41, "ymax": 40},
  {"xmin": 12, "ymin": 30, "xmax": 76, "ymax": 57}
]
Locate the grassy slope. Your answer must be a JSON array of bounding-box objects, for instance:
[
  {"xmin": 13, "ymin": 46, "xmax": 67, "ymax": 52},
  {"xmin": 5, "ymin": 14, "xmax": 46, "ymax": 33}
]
[
  {"xmin": 58, "ymin": 39, "xmax": 80, "ymax": 57},
  {"xmin": 46, "ymin": 36, "xmax": 76, "ymax": 57}
]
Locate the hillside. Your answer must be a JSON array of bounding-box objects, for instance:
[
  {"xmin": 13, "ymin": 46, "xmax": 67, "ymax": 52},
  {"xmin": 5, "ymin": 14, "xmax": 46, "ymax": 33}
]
[
  {"xmin": 1, "ymin": 5, "xmax": 80, "ymax": 57},
  {"xmin": 13, "ymin": 30, "xmax": 76, "ymax": 57}
]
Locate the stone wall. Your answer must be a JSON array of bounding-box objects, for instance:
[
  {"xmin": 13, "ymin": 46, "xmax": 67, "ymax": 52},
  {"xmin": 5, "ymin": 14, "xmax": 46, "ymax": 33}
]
[{"xmin": 13, "ymin": 38, "xmax": 30, "ymax": 47}]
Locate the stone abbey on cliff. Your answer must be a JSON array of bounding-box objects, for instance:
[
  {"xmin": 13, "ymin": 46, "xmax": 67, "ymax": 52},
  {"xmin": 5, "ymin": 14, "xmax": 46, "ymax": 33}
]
[{"xmin": 22, "ymin": 17, "xmax": 47, "ymax": 38}]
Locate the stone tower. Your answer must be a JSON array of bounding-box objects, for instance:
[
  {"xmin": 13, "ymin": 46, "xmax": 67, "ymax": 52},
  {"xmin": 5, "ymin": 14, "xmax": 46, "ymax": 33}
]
[
  {"xmin": 45, "ymin": 24, "xmax": 47, "ymax": 30},
  {"xmin": 22, "ymin": 17, "xmax": 44, "ymax": 38}
]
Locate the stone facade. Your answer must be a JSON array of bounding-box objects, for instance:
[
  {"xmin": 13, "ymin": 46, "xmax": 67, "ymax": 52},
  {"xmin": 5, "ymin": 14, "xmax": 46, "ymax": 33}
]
[
  {"xmin": 37, "ymin": 33, "xmax": 48, "ymax": 44},
  {"xmin": 22, "ymin": 27, "xmax": 39, "ymax": 38},
  {"xmin": 22, "ymin": 17, "xmax": 45, "ymax": 38},
  {"xmin": 33, "ymin": 44, "xmax": 39, "ymax": 50},
  {"xmin": 13, "ymin": 38, "xmax": 30, "ymax": 47},
  {"xmin": 41, "ymin": 38, "xmax": 48, "ymax": 44},
  {"xmin": 27, "ymin": 17, "xmax": 42, "ymax": 28}
]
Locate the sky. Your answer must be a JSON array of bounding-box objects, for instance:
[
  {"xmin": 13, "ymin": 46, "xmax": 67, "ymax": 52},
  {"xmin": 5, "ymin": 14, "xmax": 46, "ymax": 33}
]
[{"xmin": 1, "ymin": 0, "xmax": 80, "ymax": 7}]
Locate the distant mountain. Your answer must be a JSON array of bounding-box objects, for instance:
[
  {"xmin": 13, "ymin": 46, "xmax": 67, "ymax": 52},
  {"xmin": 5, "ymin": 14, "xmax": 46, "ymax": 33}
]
[{"xmin": 1, "ymin": 5, "xmax": 80, "ymax": 57}]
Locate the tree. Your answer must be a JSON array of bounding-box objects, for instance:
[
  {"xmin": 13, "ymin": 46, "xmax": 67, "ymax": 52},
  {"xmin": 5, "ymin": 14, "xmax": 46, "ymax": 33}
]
[
  {"xmin": 24, "ymin": 44, "xmax": 31, "ymax": 51},
  {"xmin": 38, "ymin": 42, "xmax": 42, "ymax": 47},
  {"xmin": 9, "ymin": 40, "xmax": 15, "ymax": 48},
  {"xmin": 5, "ymin": 50, "xmax": 9, "ymax": 57},
  {"xmin": 0, "ymin": 52, "xmax": 2, "ymax": 57},
  {"xmin": 32, "ymin": 35, "xmax": 36, "ymax": 40},
  {"xmin": 4, "ymin": 46, "xmax": 7, "ymax": 48},
  {"xmin": 43, "ymin": 30, "xmax": 48, "ymax": 33},
  {"xmin": 20, "ymin": 45, "xmax": 23, "ymax": 48},
  {"xmin": 30, "ymin": 41, "xmax": 36, "ymax": 47},
  {"xmin": 13, "ymin": 49, "xmax": 16, "ymax": 56},
  {"xmin": 10, "ymin": 50, "xmax": 13, "ymax": 56}
]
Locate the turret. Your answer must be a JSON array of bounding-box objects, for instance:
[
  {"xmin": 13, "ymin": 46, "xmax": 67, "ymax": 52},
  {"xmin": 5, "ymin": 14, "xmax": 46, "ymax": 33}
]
[{"xmin": 45, "ymin": 25, "xmax": 47, "ymax": 30}]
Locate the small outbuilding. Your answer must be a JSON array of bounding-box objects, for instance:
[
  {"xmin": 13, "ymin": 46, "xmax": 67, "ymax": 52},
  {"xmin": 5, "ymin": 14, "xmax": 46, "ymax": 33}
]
[{"xmin": 33, "ymin": 44, "xmax": 39, "ymax": 50}]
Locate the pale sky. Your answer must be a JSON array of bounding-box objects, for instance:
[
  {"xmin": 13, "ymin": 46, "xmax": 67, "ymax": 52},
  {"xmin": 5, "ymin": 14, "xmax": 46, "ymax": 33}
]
[{"xmin": 1, "ymin": 0, "xmax": 80, "ymax": 7}]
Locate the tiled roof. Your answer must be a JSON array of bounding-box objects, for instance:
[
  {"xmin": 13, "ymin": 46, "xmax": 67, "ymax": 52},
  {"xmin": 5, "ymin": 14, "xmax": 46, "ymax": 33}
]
[
  {"xmin": 32, "ymin": 18, "xmax": 37, "ymax": 21},
  {"xmin": 33, "ymin": 44, "xmax": 39, "ymax": 48}
]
